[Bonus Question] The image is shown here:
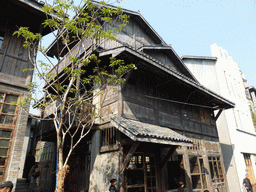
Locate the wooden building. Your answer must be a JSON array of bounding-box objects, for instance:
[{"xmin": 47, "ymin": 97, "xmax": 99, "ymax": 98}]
[
  {"xmin": 0, "ymin": 0, "xmax": 52, "ymax": 189},
  {"xmin": 40, "ymin": 2, "xmax": 235, "ymax": 192}
]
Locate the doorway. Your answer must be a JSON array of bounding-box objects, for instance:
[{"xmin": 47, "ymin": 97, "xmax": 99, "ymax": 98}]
[
  {"xmin": 244, "ymin": 154, "xmax": 256, "ymax": 191},
  {"xmin": 125, "ymin": 153, "xmax": 158, "ymax": 192}
]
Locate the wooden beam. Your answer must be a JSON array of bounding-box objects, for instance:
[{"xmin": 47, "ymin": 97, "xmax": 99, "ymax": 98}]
[
  {"xmin": 120, "ymin": 141, "xmax": 140, "ymax": 173},
  {"xmin": 160, "ymin": 145, "xmax": 178, "ymax": 170},
  {"xmin": 214, "ymin": 108, "xmax": 223, "ymax": 121},
  {"xmin": 121, "ymin": 71, "xmax": 133, "ymax": 89}
]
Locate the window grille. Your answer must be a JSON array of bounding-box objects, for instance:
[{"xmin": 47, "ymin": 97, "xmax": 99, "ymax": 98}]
[
  {"xmin": 102, "ymin": 127, "xmax": 117, "ymax": 146},
  {"xmin": 189, "ymin": 156, "xmax": 208, "ymax": 191},
  {"xmin": 208, "ymin": 156, "xmax": 225, "ymax": 185},
  {"xmin": 187, "ymin": 137, "xmax": 202, "ymax": 151}
]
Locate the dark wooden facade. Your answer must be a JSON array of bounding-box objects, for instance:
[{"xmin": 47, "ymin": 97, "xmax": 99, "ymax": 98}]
[
  {"xmin": 42, "ymin": 2, "xmax": 235, "ymax": 192},
  {"xmin": 91, "ymin": 45, "xmax": 233, "ymax": 192}
]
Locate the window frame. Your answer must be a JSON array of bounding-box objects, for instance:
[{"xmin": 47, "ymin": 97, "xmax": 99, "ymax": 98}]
[
  {"xmin": 0, "ymin": 129, "xmax": 13, "ymax": 178},
  {"xmin": 0, "ymin": 92, "xmax": 20, "ymax": 178},
  {"xmin": 100, "ymin": 127, "xmax": 119, "ymax": 153},
  {"xmin": 208, "ymin": 156, "xmax": 224, "ymax": 184},
  {"xmin": 0, "ymin": 92, "xmax": 20, "ymax": 128},
  {"xmin": 189, "ymin": 155, "xmax": 208, "ymax": 191}
]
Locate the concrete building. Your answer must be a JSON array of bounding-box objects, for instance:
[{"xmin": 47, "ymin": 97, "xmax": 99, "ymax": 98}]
[
  {"xmin": 182, "ymin": 44, "xmax": 256, "ymax": 192},
  {"xmin": 240, "ymin": 72, "xmax": 256, "ymax": 133}
]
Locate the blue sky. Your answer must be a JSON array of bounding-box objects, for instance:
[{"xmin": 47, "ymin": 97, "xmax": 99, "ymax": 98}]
[
  {"xmin": 40, "ymin": 0, "xmax": 256, "ymax": 86},
  {"xmin": 117, "ymin": 0, "xmax": 256, "ymax": 86}
]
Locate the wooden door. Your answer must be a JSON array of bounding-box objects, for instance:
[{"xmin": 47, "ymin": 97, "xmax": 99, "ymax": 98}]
[{"xmin": 244, "ymin": 154, "xmax": 256, "ymax": 191}]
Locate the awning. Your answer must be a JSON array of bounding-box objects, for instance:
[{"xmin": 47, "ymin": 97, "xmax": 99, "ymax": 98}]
[{"xmin": 111, "ymin": 116, "xmax": 193, "ymax": 147}]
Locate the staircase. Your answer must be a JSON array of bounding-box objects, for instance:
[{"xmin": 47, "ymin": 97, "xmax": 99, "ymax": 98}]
[{"xmin": 15, "ymin": 178, "xmax": 29, "ymax": 192}]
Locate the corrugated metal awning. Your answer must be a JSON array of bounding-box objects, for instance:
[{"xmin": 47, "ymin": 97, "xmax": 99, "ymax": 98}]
[{"xmin": 111, "ymin": 116, "xmax": 193, "ymax": 147}]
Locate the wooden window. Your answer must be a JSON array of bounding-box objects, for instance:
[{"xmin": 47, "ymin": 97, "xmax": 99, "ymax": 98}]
[
  {"xmin": 189, "ymin": 156, "xmax": 208, "ymax": 191},
  {"xmin": 208, "ymin": 156, "xmax": 224, "ymax": 184},
  {"xmin": 0, "ymin": 92, "xmax": 19, "ymax": 178},
  {"xmin": 187, "ymin": 137, "xmax": 202, "ymax": 151},
  {"xmin": 102, "ymin": 127, "xmax": 116, "ymax": 146},
  {"xmin": 184, "ymin": 105, "xmax": 201, "ymax": 122},
  {"xmin": 200, "ymin": 108, "xmax": 211, "ymax": 124},
  {"xmin": 0, "ymin": 31, "xmax": 4, "ymax": 49},
  {"xmin": 0, "ymin": 92, "xmax": 19, "ymax": 127},
  {"xmin": 100, "ymin": 127, "xmax": 118, "ymax": 152},
  {"xmin": 0, "ymin": 130, "xmax": 12, "ymax": 177}
]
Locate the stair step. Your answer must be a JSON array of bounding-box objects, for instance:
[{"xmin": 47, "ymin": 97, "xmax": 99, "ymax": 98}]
[{"xmin": 15, "ymin": 178, "xmax": 30, "ymax": 192}]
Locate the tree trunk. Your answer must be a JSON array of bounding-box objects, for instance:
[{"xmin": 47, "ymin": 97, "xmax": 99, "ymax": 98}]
[
  {"xmin": 55, "ymin": 165, "xmax": 70, "ymax": 192},
  {"xmin": 55, "ymin": 127, "xmax": 67, "ymax": 192}
]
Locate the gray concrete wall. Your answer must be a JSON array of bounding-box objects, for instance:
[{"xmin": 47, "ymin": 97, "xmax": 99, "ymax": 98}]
[{"xmin": 89, "ymin": 130, "xmax": 119, "ymax": 192}]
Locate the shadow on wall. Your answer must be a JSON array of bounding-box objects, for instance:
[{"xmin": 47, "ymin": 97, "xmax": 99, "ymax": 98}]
[
  {"xmin": 90, "ymin": 151, "xmax": 119, "ymax": 192},
  {"xmin": 220, "ymin": 143, "xmax": 235, "ymax": 173}
]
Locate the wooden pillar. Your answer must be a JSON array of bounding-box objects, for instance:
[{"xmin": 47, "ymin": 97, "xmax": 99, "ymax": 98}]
[
  {"xmin": 183, "ymin": 146, "xmax": 193, "ymax": 192},
  {"xmin": 119, "ymin": 142, "xmax": 140, "ymax": 192},
  {"xmin": 155, "ymin": 149, "xmax": 164, "ymax": 192},
  {"xmin": 160, "ymin": 145, "xmax": 177, "ymax": 170},
  {"xmin": 202, "ymin": 139, "xmax": 213, "ymax": 192}
]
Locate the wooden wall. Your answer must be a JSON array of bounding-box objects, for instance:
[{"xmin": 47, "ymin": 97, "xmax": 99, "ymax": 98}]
[
  {"xmin": 102, "ymin": 18, "xmax": 161, "ymax": 50},
  {"xmin": 100, "ymin": 81, "xmax": 218, "ymax": 140},
  {"xmin": 143, "ymin": 50, "xmax": 179, "ymax": 71},
  {"xmin": 0, "ymin": 30, "xmax": 33, "ymax": 85},
  {"xmin": 121, "ymin": 87, "xmax": 218, "ymax": 139}
]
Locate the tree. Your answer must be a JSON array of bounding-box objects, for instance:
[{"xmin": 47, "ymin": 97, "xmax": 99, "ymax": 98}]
[
  {"xmin": 13, "ymin": 0, "xmax": 136, "ymax": 191},
  {"xmin": 250, "ymin": 106, "xmax": 256, "ymax": 131}
]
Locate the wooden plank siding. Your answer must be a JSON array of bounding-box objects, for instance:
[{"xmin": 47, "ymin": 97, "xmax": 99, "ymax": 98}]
[
  {"xmin": 0, "ymin": 31, "xmax": 33, "ymax": 83},
  {"xmin": 99, "ymin": 85, "xmax": 218, "ymax": 140},
  {"xmin": 102, "ymin": 18, "xmax": 160, "ymax": 50},
  {"xmin": 121, "ymin": 91, "xmax": 218, "ymax": 138},
  {"xmin": 143, "ymin": 50, "xmax": 179, "ymax": 71}
]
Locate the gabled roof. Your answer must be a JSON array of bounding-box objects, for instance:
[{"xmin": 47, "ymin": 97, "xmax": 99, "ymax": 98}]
[
  {"xmin": 99, "ymin": 45, "xmax": 235, "ymax": 109},
  {"xmin": 2, "ymin": 0, "xmax": 53, "ymax": 36},
  {"xmin": 139, "ymin": 46, "xmax": 199, "ymax": 82},
  {"xmin": 45, "ymin": 0, "xmax": 168, "ymax": 57},
  {"xmin": 90, "ymin": 0, "xmax": 167, "ymax": 45},
  {"xmin": 111, "ymin": 116, "xmax": 193, "ymax": 146},
  {"xmin": 13, "ymin": 0, "xmax": 46, "ymax": 14}
]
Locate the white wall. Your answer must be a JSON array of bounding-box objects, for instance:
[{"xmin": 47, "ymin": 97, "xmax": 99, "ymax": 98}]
[{"xmin": 183, "ymin": 44, "xmax": 256, "ymax": 192}]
